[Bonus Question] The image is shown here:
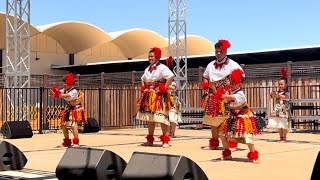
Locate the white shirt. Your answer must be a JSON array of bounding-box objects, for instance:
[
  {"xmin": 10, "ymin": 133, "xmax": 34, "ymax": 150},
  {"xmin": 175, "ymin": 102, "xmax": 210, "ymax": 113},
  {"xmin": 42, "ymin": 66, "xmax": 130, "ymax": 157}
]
[
  {"xmin": 60, "ymin": 88, "xmax": 78, "ymax": 102},
  {"xmin": 203, "ymin": 58, "xmax": 243, "ymax": 82},
  {"xmin": 229, "ymin": 90, "xmax": 247, "ymax": 107},
  {"xmin": 141, "ymin": 63, "xmax": 174, "ymax": 82}
]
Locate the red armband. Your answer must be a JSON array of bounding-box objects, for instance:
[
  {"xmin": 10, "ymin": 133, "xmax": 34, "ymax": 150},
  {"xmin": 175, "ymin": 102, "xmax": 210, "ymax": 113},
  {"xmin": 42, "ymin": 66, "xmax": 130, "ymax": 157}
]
[
  {"xmin": 51, "ymin": 86, "xmax": 61, "ymax": 98},
  {"xmin": 158, "ymin": 84, "xmax": 168, "ymax": 94},
  {"xmin": 215, "ymin": 89, "xmax": 224, "ymax": 101},
  {"xmin": 140, "ymin": 85, "xmax": 146, "ymax": 93},
  {"xmin": 202, "ymin": 81, "xmax": 209, "ymax": 90}
]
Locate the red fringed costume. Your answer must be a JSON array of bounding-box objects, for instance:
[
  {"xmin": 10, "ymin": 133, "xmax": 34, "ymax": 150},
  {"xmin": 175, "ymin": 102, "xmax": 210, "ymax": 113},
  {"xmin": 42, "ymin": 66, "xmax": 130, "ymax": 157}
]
[
  {"xmin": 55, "ymin": 73, "xmax": 87, "ymax": 147},
  {"xmin": 219, "ymin": 69, "xmax": 262, "ymax": 162},
  {"xmin": 136, "ymin": 47, "xmax": 175, "ymax": 147}
]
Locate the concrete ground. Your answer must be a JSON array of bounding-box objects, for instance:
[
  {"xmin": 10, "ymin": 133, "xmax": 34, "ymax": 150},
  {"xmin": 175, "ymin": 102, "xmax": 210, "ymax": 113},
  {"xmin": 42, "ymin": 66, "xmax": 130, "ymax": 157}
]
[{"xmin": 0, "ymin": 128, "xmax": 319, "ymax": 180}]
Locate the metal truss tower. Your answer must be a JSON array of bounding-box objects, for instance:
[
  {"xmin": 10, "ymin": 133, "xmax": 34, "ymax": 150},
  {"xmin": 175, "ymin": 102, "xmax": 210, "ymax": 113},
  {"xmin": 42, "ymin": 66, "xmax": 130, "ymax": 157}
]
[
  {"xmin": 168, "ymin": 0, "xmax": 189, "ymax": 108},
  {"xmin": 5, "ymin": 0, "xmax": 31, "ymax": 121}
]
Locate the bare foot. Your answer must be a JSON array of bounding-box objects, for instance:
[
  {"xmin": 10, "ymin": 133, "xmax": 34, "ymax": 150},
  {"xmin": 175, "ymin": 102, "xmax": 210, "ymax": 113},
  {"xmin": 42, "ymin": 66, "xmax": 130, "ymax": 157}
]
[
  {"xmin": 56, "ymin": 145, "xmax": 69, "ymax": 148},
  {"xmin": 162, "ymin": 143, "xmax": 170, "ymax": 148},
  {"xmin": 141, "ymin": 142, "xmax": 154, "ymax": 146},
  {"xmin": 252, "ymin": 159, "xmax": 260, "ymax": 164},
  {"xmin": 230, "ymin": 148, "xmax": 237, "ymax": 152},
  {"xmin": 277, "ymin": 138, "xmax": 287, "ymax": 143},
  {"xmin": 201, "ymin": 146, "xmax": 218, "ymax": 150},
  {"xmin": 221, "ymin": 155, "xmax": 232, "ymax": 161}
]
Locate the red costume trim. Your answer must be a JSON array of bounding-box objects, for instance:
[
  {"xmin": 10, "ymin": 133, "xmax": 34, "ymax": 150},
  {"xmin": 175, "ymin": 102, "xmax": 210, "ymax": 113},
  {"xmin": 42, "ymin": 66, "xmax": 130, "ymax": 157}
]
[
  {"xmin": 247, "ymin": 150, "xmax": 259, "ymax": 160},
  {"xmin": 148, "ymin": 61, "xmax": 160, "ymax": 73},
  {"xmin": 160, "ymin": 135, "xmax": 171, "ymax": 144},
  {"xmin": 72, "ymin": 138, "xmax": 79, "ymax": 145},
  {"xmin": 64, "ymin": 73, "xmax": 75, "ymax": 86},
  {"xmin": 151, "ymin": 47, "xmax": 162, "ymax": 60},
  {"xmin": 158, "ymin": 83, "xmax": 168, "ymax": 94},
  {"xmin": 146, "ymin": 135, "xmax": 154, "ymax": 144},
  {"xmin": 215, "ymin": 89, "xmax": 224, "ymax": 101},
  {"xmin": 222, "ymin": 149, "xmax": 231, "ymax": 158},
  {"xmin": 202, "ymin": 81, "xmax": 209, "ymax": 90},
  {"xmin": 51, "ymin": 86, "xmax": 61, "ymax": 98},
  {"xmin": 140, "ymin": 85, "xmax": 146, "ymax": 93},
  {"xmin": 62, "ymin": 138, "xmax": 72, "ymax": 147},
  {"xmin": 218, "ymin": 39, "xmax": 231, "ymax": 51},
  {"xmin": 228, "ymin": 140, "xmax": 238, "ymax": 148},
  {"xmin": 281, "ymin": 68, "xmax": 287, "ymax": 79},
  {"xmin": 166, "ymin": 56, "xmax": 173, "ymax": 68},
  {"xmin": 230, "ymin": 69, "xmax": 244, "ymax": 85},
  {"xmin": 209, "ymin": 138, "xmax": 219, "ymax": 148},
  {"xmin": 214, "ymin": 58, "xmax": 229, "ymax": 69}
]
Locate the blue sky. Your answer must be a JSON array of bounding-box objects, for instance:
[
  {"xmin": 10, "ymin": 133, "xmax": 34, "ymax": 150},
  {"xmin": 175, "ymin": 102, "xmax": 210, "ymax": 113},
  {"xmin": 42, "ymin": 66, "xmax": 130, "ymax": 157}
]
[{"xmin": 1, "ymin": 0, "xmax": 320, "ymax": 52}]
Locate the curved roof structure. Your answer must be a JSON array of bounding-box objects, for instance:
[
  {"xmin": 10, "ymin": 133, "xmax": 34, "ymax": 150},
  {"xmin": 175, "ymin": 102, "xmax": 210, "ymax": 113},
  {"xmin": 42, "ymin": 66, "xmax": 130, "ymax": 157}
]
[
  {"xmin": 166, "ymin": 35, "xmax": 214, "ymax": 56},
  {"xmin": 183, "ymin": 35, "xmax": 215, "ymax": 55},
  {"xmin": 111, "ymin": 28, "xmax": 167, "ymax": 58},
  {"xmin": 0, "ymin": 12, "xmax": 216, "ymax": 61},
  {"xmin": 38, "ymin": 21, "xmax": 113, "ymax": 54},
  {"xmin": 0, "ymin": 12, "xmax": 40, "ymax": 49}
]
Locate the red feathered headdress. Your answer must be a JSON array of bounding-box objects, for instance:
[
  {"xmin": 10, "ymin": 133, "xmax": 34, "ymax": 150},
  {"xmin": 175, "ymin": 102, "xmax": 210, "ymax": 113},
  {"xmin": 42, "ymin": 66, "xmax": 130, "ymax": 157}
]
[
  {"xmin": 281, "ymin": 68, "xmax": 287, "ymax": 79},
  {"xmin": 230, "ymin": 69, "xmax": 245, "ymax": 85},
  {"xmin": 64, "ymin": 73, "xmax": 75, "ymax": 86},
  {"xmin": 150, "ymin": 47, "xmax": 162, "ymax": 60},
  {"xmin": 166, "ymin": 56, "xmax": 173, "ymax": 68},
  {"xmin": 216, "ymin": 39, "xmax": 231, "ymax": 51}
]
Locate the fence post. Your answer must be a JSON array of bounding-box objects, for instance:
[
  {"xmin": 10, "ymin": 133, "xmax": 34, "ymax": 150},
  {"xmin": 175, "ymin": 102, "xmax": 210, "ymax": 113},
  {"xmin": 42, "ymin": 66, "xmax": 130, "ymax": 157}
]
[
  {"xmin": 99, "ymin": 72, "xmax": 104, "ymax": 129},
  {"xmin": 286, "ymin": 61, "xmax": 293, "ymax": 131},
  {"xmin": 198, "ymin": 66, "xmax": 203, "ymax": 87},
  {"xmin": 287, "ymin": 61, "xmax": 292, "ymax": 88},
  {"xmin": 42, "ymin": 74, "xmax": 48, "ymax": 132},
  {"xmin": 100, "ymin": 72, "xmax": 105, "ymax": 88},
  {"xmin": 76, "ymin": 74, "xmax": 80, "ymax": 87},
  {"xmin": 132, "ymin": 71, "xmax": 136, "ymax": 88},
  {"xmin": 39, "ymin": 86, "xmax": 43, "ymax": 134},
  {"xmin": 98, "ymin": 87, "xmax": 102, "ymax": 130}
]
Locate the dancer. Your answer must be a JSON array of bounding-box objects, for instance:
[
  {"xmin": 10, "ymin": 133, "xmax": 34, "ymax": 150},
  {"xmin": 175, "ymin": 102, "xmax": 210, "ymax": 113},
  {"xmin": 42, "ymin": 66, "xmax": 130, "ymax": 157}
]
[
  {"xmin": 219, "ymin": 69, "xmax": 263, "ymax": 163},
  {"xmin": 168, "ymin": 81, "xmax": 182, "ymax": 137},
  {"xmin": 52, "ymin": 73, "xmax": 87, "ymax": 147},
  {"xmin": 136, "ymin": 47, "xmax": 174, "ymax": 148},
  {"xmin": 201, "ymin": 39, "xmax": 241, "ymax": 150},
  {"xmin": 268, "ymin": 68, "xmax": 290, "ymax": 142}
]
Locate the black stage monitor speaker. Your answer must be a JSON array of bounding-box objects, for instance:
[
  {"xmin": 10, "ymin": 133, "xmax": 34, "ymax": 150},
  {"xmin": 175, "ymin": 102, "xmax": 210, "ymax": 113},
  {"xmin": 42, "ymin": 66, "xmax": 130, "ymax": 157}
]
[
  {"xmin": 1, "ymin": 121, "xmax": 33, "ymax": 139},
  {"xmin": 0, "ymin": 140, "xmax": 28, "ymax": 170},
  {"xmin": 80, "ymin": 118, "xmax": 100, "ymax": 133},
  {"xmin": 311, "ymin": 151, "xmax": 320, "ymax": 180},
  {"xmin": 121, "ymin": 152, "xmax": 208, "ymax": 180},
  {"xmin": 56, "ymin": 147, "xmax": 127, "ymax": 180}
]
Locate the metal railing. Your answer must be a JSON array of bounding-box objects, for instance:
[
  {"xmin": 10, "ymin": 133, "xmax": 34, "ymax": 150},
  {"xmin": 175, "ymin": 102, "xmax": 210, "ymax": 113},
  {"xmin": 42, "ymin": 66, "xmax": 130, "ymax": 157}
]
[{"xmin": 0, "ymin": 84, "xmax": 319, "ymax": 133}]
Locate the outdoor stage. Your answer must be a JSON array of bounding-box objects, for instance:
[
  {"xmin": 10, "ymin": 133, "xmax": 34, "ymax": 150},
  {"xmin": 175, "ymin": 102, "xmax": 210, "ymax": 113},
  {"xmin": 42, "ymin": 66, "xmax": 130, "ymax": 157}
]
[{"xmin": 0, "ymin": 128, "xmax": 318, "ymax": 180}]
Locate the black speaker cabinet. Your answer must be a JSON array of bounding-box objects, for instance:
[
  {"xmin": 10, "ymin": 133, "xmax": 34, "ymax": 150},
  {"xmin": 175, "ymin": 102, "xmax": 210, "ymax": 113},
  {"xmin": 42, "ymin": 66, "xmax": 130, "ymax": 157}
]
[
  {"xmin": 311, "ymin": 151, "xmax": 320, "ymax": 180},
  {"xmin": 80, "ymin": 118, "xmax": 100, "ymax": 133},
  {"xmin": 1, "ymin": 121, "xmax": 33, "ymax": 139},
  {"xmin": 0, "ymin": 141, "xmax": 28, "ymax": 170},
  {"xmin": 121, "ymin": 152, "xmax": 208, "ymax": 180},
  {"xmin": 56, "ymin": 147, "xmax": 127, "ymax": 180}
]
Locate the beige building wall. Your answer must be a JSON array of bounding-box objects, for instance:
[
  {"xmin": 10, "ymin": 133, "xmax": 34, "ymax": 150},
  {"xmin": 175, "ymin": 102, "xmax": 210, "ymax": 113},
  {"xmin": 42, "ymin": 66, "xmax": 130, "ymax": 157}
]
[
  {"xmin": 134, "ymin": 36, "xmax": 214, "ymax": 60},
  {"xmin": 75, "ymin": 41, "xmax": 126, "ymax": 64},
  {"xmin": 2, "ymin": 33, "xmax": 69, "ymax": 75},
  {"xmin": 30, "ymin": 34, "xmax": 69, "ymax": 74},
  {"xmin": 2, "ymin": 34, "xmax": 69, "ymax": 74},
  {"xmin": 134, "ymin": 48, "xmax": 169, "ymax": 60}
]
